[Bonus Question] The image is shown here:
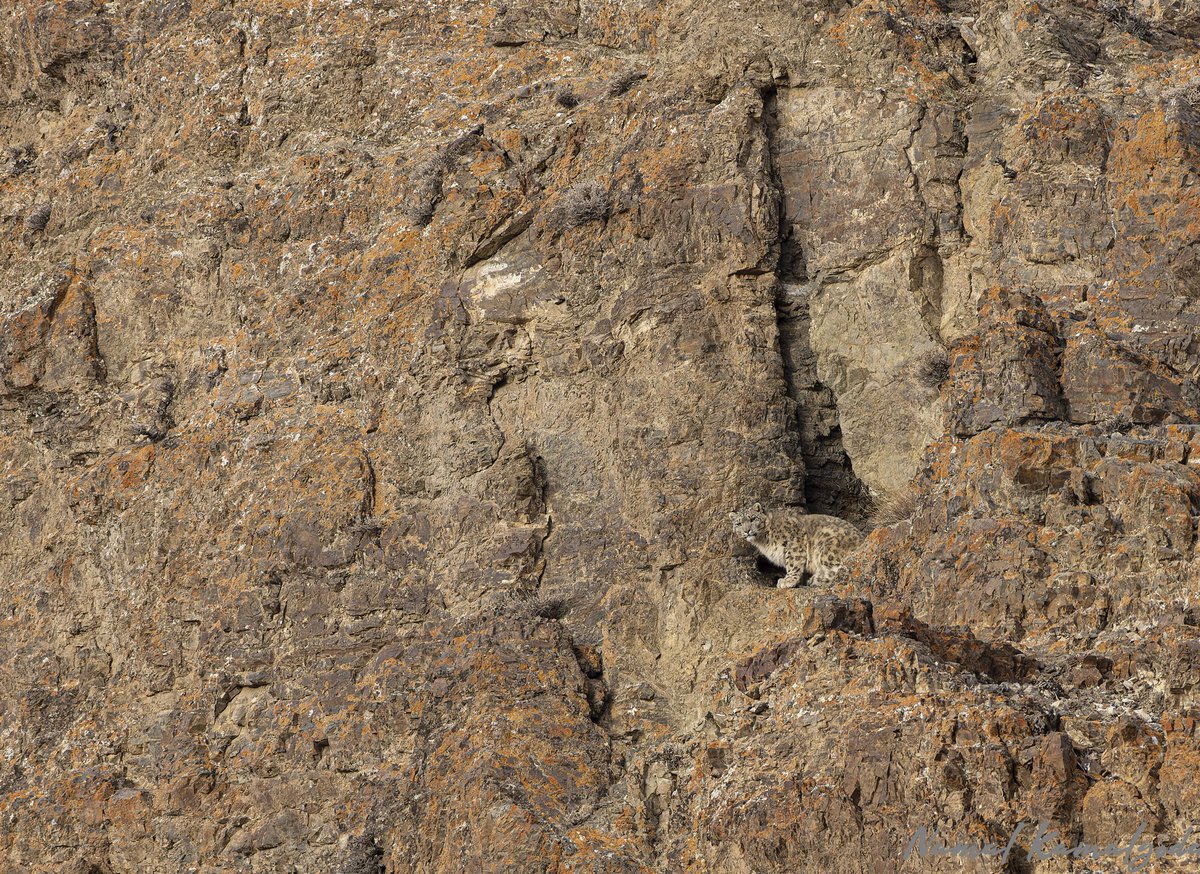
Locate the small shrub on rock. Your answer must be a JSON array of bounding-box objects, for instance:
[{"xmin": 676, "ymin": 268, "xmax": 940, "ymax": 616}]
[
  {"xmin": 406, "ymin": 124, "xmax": 484, "ymax": 227},
  {"xmin": 916, "ymin": 349, "xmax": 951, "ymax": 389},
  {"xmin": 554, "ymin": 181, "xmax": 610, "ymax": 230},
  {"xmin": 1099, "ymin": 0, "xmax": 1153, "ymax": 40},
  {"xmin": 506, "ymin": 589, "xmax": 574, "ymax": 621}
]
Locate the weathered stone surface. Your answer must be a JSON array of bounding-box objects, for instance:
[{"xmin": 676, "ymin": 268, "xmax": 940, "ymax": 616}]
[
  {"xmin": 6, "ymin": 0, "xmax": 1200, "ymax": 871},
  {"xmin": 945, "ymin": 287, "xmax": 1067, "ymax": 435}
]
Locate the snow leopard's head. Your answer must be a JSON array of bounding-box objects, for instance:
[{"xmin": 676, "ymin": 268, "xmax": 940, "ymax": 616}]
[{"xmin": 729, "ymin": 503, "xmax": 767, "ymax": 541}]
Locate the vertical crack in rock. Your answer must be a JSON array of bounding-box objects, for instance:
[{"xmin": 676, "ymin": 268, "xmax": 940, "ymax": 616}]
[
  {"xmin": 762, "ymin": 88, "xmax": 873, "ymax": 526},
  {"xmin": 529, "ymin": 447, "xmax": 555, "ymax": 596}
]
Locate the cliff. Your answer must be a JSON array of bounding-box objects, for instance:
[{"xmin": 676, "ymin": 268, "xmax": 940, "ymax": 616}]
[{"xmin": 3, "ymin": 0, "xmax": 1200, "ymax": 871}]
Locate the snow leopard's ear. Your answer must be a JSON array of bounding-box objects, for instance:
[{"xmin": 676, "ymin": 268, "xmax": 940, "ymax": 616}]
[{"xmin": 752, "ymin": 502, "xmax": 763, "ymax": 513}]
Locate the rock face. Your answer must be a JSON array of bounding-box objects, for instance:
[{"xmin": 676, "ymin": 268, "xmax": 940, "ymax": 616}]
[{"xmin": 4, "ymin": 0, "xmax": 1200, "ymax": 871}]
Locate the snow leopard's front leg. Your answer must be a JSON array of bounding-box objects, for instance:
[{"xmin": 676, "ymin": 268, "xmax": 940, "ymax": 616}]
[{"xmin": 777, "ymin": 550, "xmax": 807, "ymax": 588}]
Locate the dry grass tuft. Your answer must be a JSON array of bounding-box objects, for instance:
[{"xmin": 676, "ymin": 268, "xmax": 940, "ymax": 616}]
[
  {"xmin": 915, "ymin": 348, "xmax": 951, "ymax": 390},
  {"xmin": 1099, "ymin": 0, "xmax": 1153, "ymax": 40},
  {"xmin": 406, "ymin": 124, "xmax": 484, "ymax": 227},
  {"xmin": 506, "ymin": 589, "xmax": 575, "ymax": 621},
  {"xmin": 553, "ymin": 181, "xmax": 611, "ymax": 230},
  {"xmin": 869, "ymin": 486, "xmax": 920, "ymax": 527}
]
